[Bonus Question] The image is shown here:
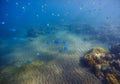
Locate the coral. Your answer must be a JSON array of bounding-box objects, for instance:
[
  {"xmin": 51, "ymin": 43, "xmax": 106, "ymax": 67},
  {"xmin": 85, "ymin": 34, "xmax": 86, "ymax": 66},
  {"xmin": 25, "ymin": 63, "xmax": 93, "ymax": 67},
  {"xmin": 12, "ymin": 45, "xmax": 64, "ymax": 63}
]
[
  {"xmin": 84, "ymin": 47, "xmax": 107, "ymax": 67},
  {"xmin": 91, "ymin": 47, "xmax": 107, "ymax": 54},
  {"xmin": 84, "ymin": 54, "xmax": 97, "ymax": 67},
  {"xmin": 89, "ymin": 47, "xmax": 107, "ymax": 59},
  {"xmin": 106, "ymin": 74, "xmax": 119, "ymax": 84},
  {"xmin": 111, "ymin": 60, "xmax": 120, "ymax": 71},
  {"xmin": 82, "ymin": 46, "xmax": 120, "ymax": 84}
]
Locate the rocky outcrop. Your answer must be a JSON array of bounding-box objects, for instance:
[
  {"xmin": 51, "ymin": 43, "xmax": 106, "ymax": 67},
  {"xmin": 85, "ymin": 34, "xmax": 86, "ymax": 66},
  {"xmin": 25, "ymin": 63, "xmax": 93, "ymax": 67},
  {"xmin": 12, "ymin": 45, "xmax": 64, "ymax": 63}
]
[
  {"xmin": 109, "ymin": 44, "xmax": 120, "ymax": 58},
  {"xmin": 26, "ymin": 28, "xmax": 42, "ymax": 37},
  {"xmin": 83, "ymin": 46, "xmax": 120, "ymax": 84}
]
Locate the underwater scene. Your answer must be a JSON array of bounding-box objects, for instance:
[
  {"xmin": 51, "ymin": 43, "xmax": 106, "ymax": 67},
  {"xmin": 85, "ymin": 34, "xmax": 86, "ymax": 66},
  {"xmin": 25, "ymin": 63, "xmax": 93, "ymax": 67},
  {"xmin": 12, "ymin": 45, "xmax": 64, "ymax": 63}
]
[{"xmin": 0, "ymin": 0, "xmax": 120, "ymax": 84}]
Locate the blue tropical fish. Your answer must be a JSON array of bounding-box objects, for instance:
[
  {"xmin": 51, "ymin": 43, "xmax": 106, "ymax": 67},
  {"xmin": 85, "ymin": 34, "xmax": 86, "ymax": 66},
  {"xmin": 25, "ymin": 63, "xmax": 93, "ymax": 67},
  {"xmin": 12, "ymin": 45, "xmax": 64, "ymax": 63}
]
[
  {"xmin": 63, "ymin": 46, "xmax": 69, "ymax": 51},
  {"xmin": 54, "ymin": 39, "xmax": 60, "ymax": 44}
]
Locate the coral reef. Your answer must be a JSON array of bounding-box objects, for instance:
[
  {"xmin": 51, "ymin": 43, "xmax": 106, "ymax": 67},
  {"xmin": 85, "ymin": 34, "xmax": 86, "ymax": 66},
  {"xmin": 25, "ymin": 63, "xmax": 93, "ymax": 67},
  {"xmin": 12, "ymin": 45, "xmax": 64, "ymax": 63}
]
[
  {"xmin": 84, "ymin": 47, "xmax": 107, "ymax": 67},
  {"xmin": 83, "ymin": 46, "xmax": 120, "ymax": 84}
]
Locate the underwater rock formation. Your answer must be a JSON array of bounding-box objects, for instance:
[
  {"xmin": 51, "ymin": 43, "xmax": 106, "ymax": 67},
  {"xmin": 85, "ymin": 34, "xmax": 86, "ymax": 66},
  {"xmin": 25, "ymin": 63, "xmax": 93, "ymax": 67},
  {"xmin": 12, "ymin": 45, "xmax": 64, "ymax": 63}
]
[
  {"xmin": 109, "ymin": 44, "xmax": 120, "ymax": 57},
  {"xmin": 94, "ymin": 25, "xmax": 120, "ymax": 45},
  {"xmin": 84, "ymin": 47, "xmax": 107, "ymax": 67},
  {"xmin": 68, "ymin": 24, "xmax": 120, "ymax": 45},
  {"xmin": 82, "ymin": 46, "xmax": 120, "ymax": 84},
  {"xmin": 26, "ymin": 25, "xmax": 61, "ymax": 38},
  {"xmin": 27, "ymin": 28, "xmax": 42, "ymax": 37},
  {"xmin": 68, "ymin": 24, "xmax": 97, "ymax": 35}
]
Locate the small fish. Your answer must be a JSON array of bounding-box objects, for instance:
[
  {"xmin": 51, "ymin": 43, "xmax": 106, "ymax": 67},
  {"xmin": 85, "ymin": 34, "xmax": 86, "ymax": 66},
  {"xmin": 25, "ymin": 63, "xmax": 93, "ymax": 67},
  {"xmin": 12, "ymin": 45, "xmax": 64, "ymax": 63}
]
[
  {"xmin": 63, "ymin": 46, "xmax": 69, "ymax": 51},
  {"xmin": 54, "ymin": 39, "xmax": 60, "ymax": 44},
  {"xmin": 26, "ymin": 59, "xmax": 32, "ymax": 64}
]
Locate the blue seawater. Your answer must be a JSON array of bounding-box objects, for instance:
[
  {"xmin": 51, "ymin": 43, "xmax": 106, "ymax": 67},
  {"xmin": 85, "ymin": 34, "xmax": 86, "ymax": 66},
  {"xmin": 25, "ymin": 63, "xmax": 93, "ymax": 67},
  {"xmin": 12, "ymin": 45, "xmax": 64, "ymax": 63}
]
[{"xmin": 0, "ymin": 0, "xmax": 120, "ymax": 83}]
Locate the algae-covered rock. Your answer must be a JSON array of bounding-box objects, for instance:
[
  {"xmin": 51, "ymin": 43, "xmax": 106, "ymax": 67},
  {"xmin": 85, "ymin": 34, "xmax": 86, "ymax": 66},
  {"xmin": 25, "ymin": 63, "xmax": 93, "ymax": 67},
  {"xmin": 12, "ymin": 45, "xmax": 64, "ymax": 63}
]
[
  {"xmin": 110, "ymin": 44, "xmax": 120, "ymax": 58},
  {"xmin": 82, "ymin": 46, "xmax": 120, "ymax": 84},
  {"xmin": 84, "ymin": 54, "xmax": 97, "ymax": 67},
  {"xmin": 106, "ymin": 74, "xmax": 119, "ymax": 84},
  {"xmin": 91, "ymin": 47, "xmax": 107, "ymax": 54},
  {"xmin": 111, "ymin": 60, "xmax": 120, "ymax": 71},
  {"xmin": 84, "ymin": 47, "xmax": 107, "ymax": 67}
]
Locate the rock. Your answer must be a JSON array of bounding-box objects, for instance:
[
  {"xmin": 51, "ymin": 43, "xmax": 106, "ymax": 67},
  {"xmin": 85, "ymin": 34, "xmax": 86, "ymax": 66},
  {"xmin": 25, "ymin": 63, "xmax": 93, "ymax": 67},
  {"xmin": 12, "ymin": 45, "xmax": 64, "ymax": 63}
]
[
  {"xmin": 104, "ymin": 54, "xmax": 113, "ymax": 61},
  {"xmin": 111, "ymin": 60, "xmax": 120, "ymax": 71},
  {"xmin": 27, "ymin": 28, "xmax": 41, "ymax": 37},
  {"xmin": 101, "ymin": 64, "xmax": 110, "ymax": 71},
  {"xmin": 95, "ymin": 64, "xmax": 102, "ymax": 70},
  {"xmin": 110, "ymin": 44, "xmax": 120, "ymax": 58},
  {"xmin": 82, "ymin": 46, "xmax": 120, "ymax": 84},
  {"xmin": 84, "ymin": 54, "xmax": 97, "ymax": 67},
  {"xmin": 84, "ymin": 47, "xmax": 107, "ymax": 67},
  {"xmin": 94, "ymin": 64, "xmax": 104, "ymax": 79},
  {"xmin": 90, "ymin": 47, "xmax": 107, "ymax": 59}
]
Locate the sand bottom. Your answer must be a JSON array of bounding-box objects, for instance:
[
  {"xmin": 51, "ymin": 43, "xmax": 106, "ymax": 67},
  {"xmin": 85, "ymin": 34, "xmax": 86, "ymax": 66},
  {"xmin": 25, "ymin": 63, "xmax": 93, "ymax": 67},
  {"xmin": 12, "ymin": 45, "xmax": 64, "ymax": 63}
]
[{"xmin": 0, "ymin": 30, "xmax": 109, "ymax": 84}]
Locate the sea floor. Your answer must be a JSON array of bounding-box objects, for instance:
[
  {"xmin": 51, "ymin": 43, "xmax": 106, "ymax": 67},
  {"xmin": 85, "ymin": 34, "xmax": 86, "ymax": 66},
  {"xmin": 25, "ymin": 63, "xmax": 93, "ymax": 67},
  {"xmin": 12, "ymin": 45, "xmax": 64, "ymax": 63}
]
[{"xmin": 0, "ymin": 24, "xmax": 114, "ymax": 84}]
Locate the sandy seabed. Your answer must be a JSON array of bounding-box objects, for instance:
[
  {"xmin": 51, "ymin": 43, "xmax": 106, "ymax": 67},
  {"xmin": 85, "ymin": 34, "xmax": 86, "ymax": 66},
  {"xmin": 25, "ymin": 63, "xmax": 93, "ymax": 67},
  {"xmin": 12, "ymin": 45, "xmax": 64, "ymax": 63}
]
[{"xmin": 0, "ymin": 30, "xmax": 108, "ymax": 84}]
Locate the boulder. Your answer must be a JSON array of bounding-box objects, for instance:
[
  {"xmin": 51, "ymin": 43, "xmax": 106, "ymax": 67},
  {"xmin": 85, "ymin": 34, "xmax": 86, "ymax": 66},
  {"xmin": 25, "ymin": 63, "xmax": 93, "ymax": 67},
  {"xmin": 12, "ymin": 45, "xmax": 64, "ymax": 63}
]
[{"xmin": 83, "ymin": 47, "xmax": 120, "ymax": 84}]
